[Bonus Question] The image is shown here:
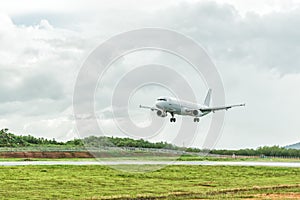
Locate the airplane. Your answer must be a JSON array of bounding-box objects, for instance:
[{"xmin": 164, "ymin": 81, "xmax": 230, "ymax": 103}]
[{"xmin": 139, "ymin": 89, "xmax": 245, "ymax": 122}]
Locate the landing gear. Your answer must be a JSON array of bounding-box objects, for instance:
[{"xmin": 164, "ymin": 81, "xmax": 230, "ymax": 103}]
[
  {"xmin": 170, "ymin": 112, "xmax": 176, "ymax": 123},
  {"xmin": 194, "ymin": 118, "xmax": 200, "ymax": 122},
  {"xmin": 170, "ymin": 118, "xmax": 176, "ymax": 122}
]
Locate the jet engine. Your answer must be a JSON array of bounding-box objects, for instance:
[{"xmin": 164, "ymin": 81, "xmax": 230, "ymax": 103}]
[
  {"xmin": 157, "ymin": 110, "xmax": 167, "ymax": 117},
  {"xmin": 192, "ymin": 110, "xmax": 203, "ymax": 117},
  {"xmin": 192, "ymin": 110, "xmax": 199, "ymax": 116}
]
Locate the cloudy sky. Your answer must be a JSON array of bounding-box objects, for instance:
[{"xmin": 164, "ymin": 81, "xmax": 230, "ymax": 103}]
[{"xmin": 0, "ymin": 0, "xmax": 299, "ymax": 149}]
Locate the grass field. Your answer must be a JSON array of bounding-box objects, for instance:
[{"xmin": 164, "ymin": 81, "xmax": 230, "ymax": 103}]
[{"xmin": 0, "ymin": 165, "xmax": 300, "ymax": 199}]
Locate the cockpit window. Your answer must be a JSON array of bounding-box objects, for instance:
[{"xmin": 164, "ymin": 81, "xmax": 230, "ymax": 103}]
[{"xmin": 157, "ymin": 98, "xmax": 167, "ymax": 101}]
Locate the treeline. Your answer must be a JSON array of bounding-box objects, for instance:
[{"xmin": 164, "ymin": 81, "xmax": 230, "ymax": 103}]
[
  {"xmin": 0, "ymin": 129, "xmax": 63, "ymax": 147},
  {"xmin": 82, "ymin": 136, "xmax": 178, "ymax": 149},
  {"xmin": 1, "ymin": 129, "xmax": 300, "ymax": 157},
  {"xmin": 0, "ymin": 129, "xmax": 178, "ymax": 150},
  {"xmin": 210, "ymin": 146, "xmax": 300, "ymax": 157}
]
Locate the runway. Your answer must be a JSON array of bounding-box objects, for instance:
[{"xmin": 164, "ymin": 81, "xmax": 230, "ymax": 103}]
[{"xmin": 1, "ymin": 160, "xmax": 300, "ymax": 167}]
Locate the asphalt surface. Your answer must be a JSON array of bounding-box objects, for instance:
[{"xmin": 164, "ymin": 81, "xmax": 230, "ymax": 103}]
[{"xmin": 1, "ymin": 161, "xmax": 300, "ymax": 167}]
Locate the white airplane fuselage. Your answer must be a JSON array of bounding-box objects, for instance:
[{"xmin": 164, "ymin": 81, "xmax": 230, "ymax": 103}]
[{"xmin": 155, "ymin": 96, "xmax": 210, "ymax": 117}]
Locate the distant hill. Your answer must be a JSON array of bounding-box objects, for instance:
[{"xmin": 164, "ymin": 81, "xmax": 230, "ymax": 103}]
[{"xmin": 285, "ymin": 142, "xmax": 300, "ymax": 150}]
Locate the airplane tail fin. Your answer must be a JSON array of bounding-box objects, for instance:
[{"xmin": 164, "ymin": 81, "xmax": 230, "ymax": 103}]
[{"xmin": 204, "ymin": 89, "xmax": 212, "ymax": 106}]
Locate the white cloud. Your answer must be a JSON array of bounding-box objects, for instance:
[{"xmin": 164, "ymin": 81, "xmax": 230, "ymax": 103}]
[
  {"xmin": 0, "ymin": 1, "xmax": 299, "ymax": 149},
  {"xmin": 0, "ymin": 14, "xmax": 88, "ymax": 139}
]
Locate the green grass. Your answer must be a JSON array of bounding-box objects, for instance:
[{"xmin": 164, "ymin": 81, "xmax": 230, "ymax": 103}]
[{"xmin": 0, "ymin": 165, "xmax": 300, "ymax": 199}]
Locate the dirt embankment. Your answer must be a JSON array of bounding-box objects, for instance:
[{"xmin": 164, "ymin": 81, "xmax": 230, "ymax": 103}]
[
  {"xmin": 0, "ymin": 151, "xmax": 94, "ymax": 158},
  {"xmin": 0, "ymin": 151, "xmax": 178, "ymax": 158}
]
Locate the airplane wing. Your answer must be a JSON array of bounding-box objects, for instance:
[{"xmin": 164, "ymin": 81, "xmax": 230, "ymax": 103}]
[
  {"xmin": 200, "ymin": 103, "xmax": 245, "ymax": 112},
  {"xmin": 139, "ymin": 105, "xmax": 160, "ymax": 111}
]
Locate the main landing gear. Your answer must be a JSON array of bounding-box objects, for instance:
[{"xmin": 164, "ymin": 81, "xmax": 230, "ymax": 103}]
[
  {"xmin": 170, "ymin": 118, "xmax": 176, "ymax": 122},
  {"xmin": 194, "ymin": 118, "xmax": 200, "ymax": 122},
  {"xmin": 170, "ymin": 112, "xmax": 176, "ymax": 122}
]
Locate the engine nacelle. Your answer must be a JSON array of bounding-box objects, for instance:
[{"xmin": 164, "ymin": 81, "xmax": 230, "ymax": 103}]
[
  {"xmin": 181, "ymin": 108, "xmax": 203, "ymax": 116},
  {"xmin": 192, "ymin": 110, "xmax": 203, "ymax": 117},
  {"xmin": 192, "ymin": 110, "xmax": 199, "ymax": 116},
  {"xmin": 157, "ymin": 110, "xmax": 167, "ymax": 117}
]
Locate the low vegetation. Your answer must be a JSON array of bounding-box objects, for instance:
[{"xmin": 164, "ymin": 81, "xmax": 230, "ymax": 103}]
[{"xmin": 0, "ymin": 165, "xmax": 300, "ymax": 199}]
